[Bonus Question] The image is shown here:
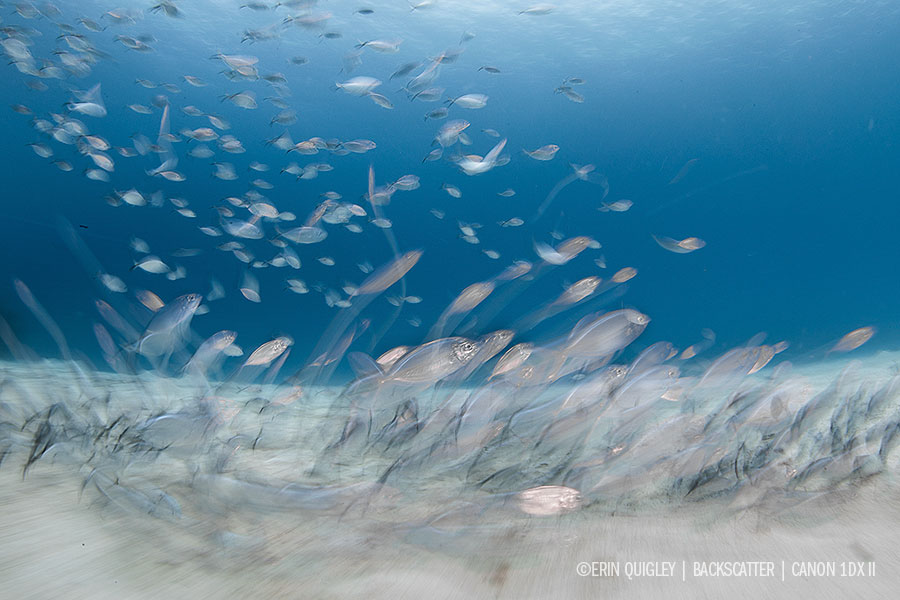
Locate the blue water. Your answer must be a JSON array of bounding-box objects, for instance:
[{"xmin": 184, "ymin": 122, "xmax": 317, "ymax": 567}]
[{"xmin": 1, "ymin": 0, "xmax": 899, "ymax": 375}]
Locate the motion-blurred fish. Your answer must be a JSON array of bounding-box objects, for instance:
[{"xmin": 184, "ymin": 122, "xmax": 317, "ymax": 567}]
[
  {"xmin": 335, "ymin": 76, "xmax": 381, "ymax": 96},
  {"xmin": 243, "ymin": 336, "xmax": 294, "ymax": 367},
  {"xmin": 99, "ymin": 274, "xmax": 127, "ymax": 293},
  {"xmin": 668, "ymin": 158, "xmax": 699, "ymax": 185},
  {"xmin": 354, "ymin": 250, "xmax": 423, "ymax": 296},
  {"xmin": 553, "ymin": 277, "xmax": 601, "ymax": 306},
  {"xmin": 491, "ymin": 343, "xmax": 534, "ymax": 380},
  {"xmin": 447, "ymin": 94, "xmax": 488, "ymax": 109},
  {"xmin": 67, "ymin": 83, "xmax": 106, "ymax": 117},
  {"xmin": 524, "ymin": 144, "xmax": 559, "ymax": 161},
  {"xmin": 378, "ymin": 337, "xmax": 482, "ymax": 383},
  {"xmin": 447, "ymin": 282, "xmax": 495, "ymax": 315},
  {"xmin": 829, "ymin": 327, "xmax": 876, "ymax": 354},
  {"xmin": 565, "ymin": 309, "xmax": 650, "ymax": 358},
  {"xmin": 132, "ymin": 255, "xmax": 170, "ymax": 274},
  {"xmin": 519, "ymin": 4, "xmax": 556, "ymax": 15},
  {"xmin": 134, "ymin": 293, "xmax": 202, "ymax": 356},
  {"xmin": 390, "ymin": 61, "xmax": 421, "ymax": 80},
  {"xmin": 442, "ymin": 183, "xmax": 462, "ymax": 198},
  {"xmin": 435, "ymin": 120, "xmax": 469, "ymax": 147},
  {"xmin": 652, "ymin": 235, "xmax": 706, "ymax": 253},
  {"xmin": 240, "ymin": 271, "xmax": 261, "ymax": 303},
  {"xmin": 392, "ymin": 174, "xmax": 420, "ymax": 190},
  {"xmin": 356, "ymin": 39, "xmax": 402, "ymax": 53},
  {"xmin": 599, "ymin": 199, "xmax": 633, "ymax": 212},
  {"xmin": 367, "ymin": 93, "xmax": 394, "ymax": 109},
  {"xmin": 222, "ymin": 91, "xmax": 257, "ymax": 109},
  {"xmin": 455, "ymin": 138, "xmax": 507, "ymax": 175},
  {"xmin": 611, "ymin": 267, "xmax": 637, "ymax": 283},
  {"xmin": 185, "ymin": 330, "xmax": 238, "ymax": 375}
]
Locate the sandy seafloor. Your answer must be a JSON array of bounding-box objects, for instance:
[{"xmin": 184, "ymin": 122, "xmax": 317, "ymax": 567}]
[{"xmin": 1, "ymin": 354, "xmax": 899, "ymax": 599}]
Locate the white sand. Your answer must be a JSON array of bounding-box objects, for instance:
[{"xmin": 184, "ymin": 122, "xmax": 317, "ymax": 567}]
[{"xmin": 1, "ymin": 354, "xmax": 899, "ymax": 598}]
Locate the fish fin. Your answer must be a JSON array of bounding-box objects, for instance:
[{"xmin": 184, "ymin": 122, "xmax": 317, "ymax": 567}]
[
  {"xmin": 130, "ymin": 331, "xmax": 171, "ymax": 357},
  {"xmin": 566, "ymin": 312, "xmax": 602, "ymax": 343},
  {"xmin": 348, "ymin": 352, "xmax": 383, "ymax": 378},
  {"xmin": 122, "ymin": 332, "xmax": 150, "ymax": 355},
  {"xmin": 484, "ymin": 138, "xmax": 507, "ymax": 164}
]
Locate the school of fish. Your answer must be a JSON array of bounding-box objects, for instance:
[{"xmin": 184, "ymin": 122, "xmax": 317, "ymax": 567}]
[{"xmin": 0, "ymin": 0, "xmax": 898, "ymax": 577}]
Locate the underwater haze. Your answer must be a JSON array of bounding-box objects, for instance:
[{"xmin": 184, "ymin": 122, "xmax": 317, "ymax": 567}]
[{"xmin": 1, "ymin": 1, "xmax": 900, "ymax": 598}]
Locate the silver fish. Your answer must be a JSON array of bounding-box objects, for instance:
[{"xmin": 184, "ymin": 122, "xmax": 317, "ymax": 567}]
[
  {"xmin": 355, "ymin": 250, "xmax": 423, "ymax": 296},
  {"xmin": 652, "ymin": 235, "xmax": 705, "ymax": 253},
  {"xmin": 565, "ymin": 309, "xmax": 650, "ymax": 358},
  {"xmin": 382, "ymin": 337, "xmax": 481, "ymax": 383},
  {"xmin": 135, "ymin": 293, "xmax": 202, "ymax": 356},
  {"xmin": 243, "ymin": 336, "xmax": 294, "ymax": 367}
]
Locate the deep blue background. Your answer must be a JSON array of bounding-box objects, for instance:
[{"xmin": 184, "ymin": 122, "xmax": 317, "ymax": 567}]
[{"xmin": 1, "ymin": 0, "xmax": 898, "ymax": 376}]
